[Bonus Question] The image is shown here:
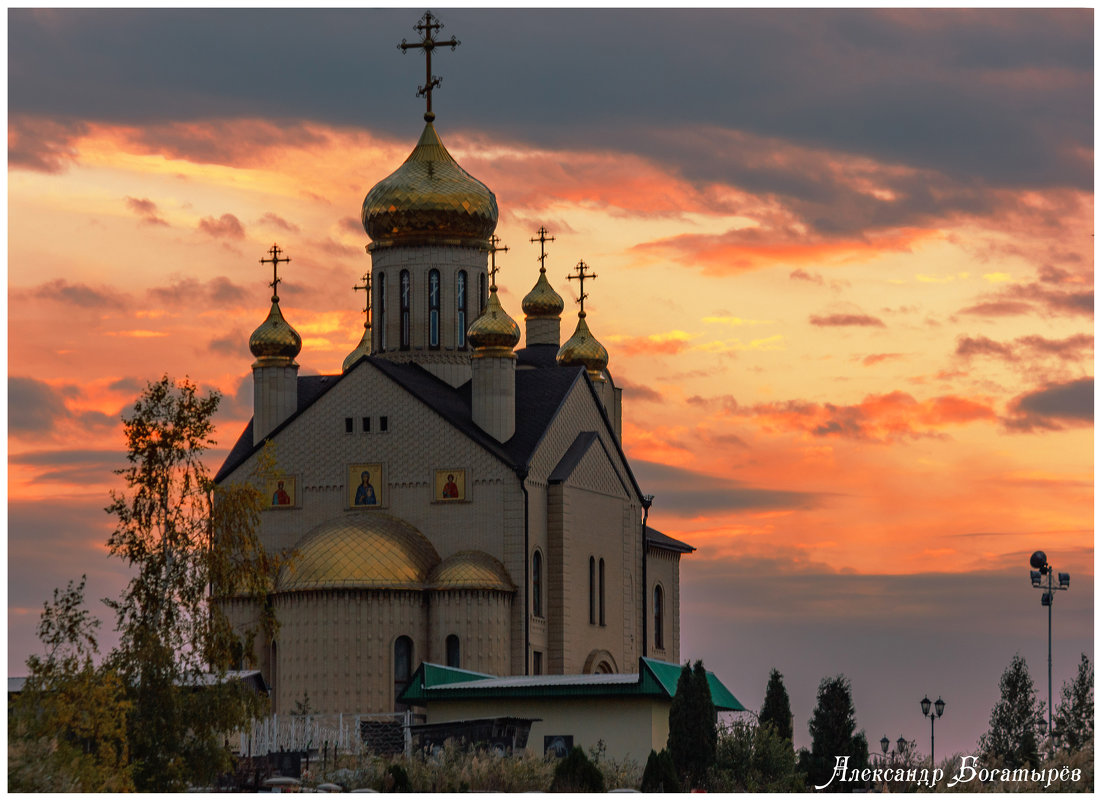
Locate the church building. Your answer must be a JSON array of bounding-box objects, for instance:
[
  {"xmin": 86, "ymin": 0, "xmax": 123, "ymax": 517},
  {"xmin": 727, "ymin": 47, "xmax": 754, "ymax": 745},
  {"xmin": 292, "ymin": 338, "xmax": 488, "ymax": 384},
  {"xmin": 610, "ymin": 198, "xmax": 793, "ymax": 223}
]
[{"xmin": 214, "ymin": 12, "xmax": 693, "ymax": 717}]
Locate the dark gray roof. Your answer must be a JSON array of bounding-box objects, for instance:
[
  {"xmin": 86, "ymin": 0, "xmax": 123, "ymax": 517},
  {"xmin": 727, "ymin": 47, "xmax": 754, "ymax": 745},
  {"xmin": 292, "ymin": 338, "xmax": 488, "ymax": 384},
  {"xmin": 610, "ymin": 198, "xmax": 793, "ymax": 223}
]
[
  {"xmin": 646, "ymin": 526, "xmax": 695, "ymax": 554},
  {"xmin": 548, "ymin": 431, "xmax": 600, "ymax": 483},
  {"xmin": 215, "ymin": 357, "xmax": 635, "ymax": 491},
  {"xmin": 516, "ymin": 343, "xmax": 560, "ymax": 368}
]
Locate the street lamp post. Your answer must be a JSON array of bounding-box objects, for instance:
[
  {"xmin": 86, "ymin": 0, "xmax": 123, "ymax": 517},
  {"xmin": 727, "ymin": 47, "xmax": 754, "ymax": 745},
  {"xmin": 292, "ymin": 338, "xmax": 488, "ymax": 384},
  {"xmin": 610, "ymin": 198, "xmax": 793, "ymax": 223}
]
[
  {"xmin": 878, "ymin": 735, "xmax": 908, "ymax": 789},
  {"xmin": 1029, "ymin": 550, "xmax": 1070, "ymax": 756},
  {"xmin": 920, "ymin": 695, "xmax": 945, "ymax": 770}
]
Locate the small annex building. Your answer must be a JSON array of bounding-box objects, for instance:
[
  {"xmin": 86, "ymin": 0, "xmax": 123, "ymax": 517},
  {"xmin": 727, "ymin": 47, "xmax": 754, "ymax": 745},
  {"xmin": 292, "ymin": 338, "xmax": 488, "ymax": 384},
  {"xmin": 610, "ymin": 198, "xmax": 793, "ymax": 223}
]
[{"xmin": 398, "ymin": 658, "xmax": 744, "ymax": 763}]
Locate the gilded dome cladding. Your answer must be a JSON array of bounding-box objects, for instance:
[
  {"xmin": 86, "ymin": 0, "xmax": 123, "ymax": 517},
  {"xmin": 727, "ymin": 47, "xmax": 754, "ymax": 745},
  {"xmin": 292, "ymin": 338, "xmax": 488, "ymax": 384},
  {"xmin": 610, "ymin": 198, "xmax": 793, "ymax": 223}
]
[
  {"xmin": 556, "ymin": 312, "xmax": 609, "ymax": 375},
  {"xmin": 428, "ymin": 550, "xmax": 515, "ymax": 592},
  {"xmin": 467, "ymin": 289, "xmax": 520, "ymax": 352},
  {"xmin": 277, "ymin": 513, "xmax": 441, "ymax": 592},
  {"xmin": 342, "ymin": 326, "xmax": 372, "ymax": 372},
  {"xmin": 522, "ymin": 270, "xmax": 565, "ymax": 318},
  {"xmin": 250, "ymin": 300, "xmax": 302, "ymax": 365},
  {"xmin": 362, "ymin": 123, "xmax": 498, "ymax": 247}
]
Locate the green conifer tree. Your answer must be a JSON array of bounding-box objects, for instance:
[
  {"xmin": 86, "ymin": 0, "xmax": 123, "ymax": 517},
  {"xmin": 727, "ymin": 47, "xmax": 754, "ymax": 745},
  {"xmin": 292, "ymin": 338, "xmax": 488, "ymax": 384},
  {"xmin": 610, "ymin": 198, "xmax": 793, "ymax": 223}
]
[
  {"xmin": 1055, "ymin": 653, "xmax": 1094, "ymax": 751},
  {"xmin": 979, "ymin": 654, "xmax": 1045, "ymax": 768},
  {"xmin": 760, "ymin": 668, "xmax": 794, "ymax": 743}
]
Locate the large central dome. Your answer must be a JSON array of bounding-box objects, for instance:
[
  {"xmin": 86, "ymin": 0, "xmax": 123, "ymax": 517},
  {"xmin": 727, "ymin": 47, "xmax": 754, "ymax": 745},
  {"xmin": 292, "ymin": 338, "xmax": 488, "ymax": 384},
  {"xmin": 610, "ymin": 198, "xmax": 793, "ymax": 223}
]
[{"xmin": 362, "ymin": 122, "xmax": 498, "ymax": 248}]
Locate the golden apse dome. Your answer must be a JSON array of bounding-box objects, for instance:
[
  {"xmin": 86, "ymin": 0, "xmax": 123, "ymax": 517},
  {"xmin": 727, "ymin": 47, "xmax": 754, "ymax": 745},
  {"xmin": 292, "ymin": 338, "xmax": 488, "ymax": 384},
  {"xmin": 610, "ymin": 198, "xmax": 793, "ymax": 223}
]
[
  {"xmin": 249, "ymin": 300, "xmax": 302, "ymax": 366},
  {"xmin": 277, "ymin": 513, "xmax": 441, "ymax": 592},
  {"xmin": 362, "ymin": 122, "xmax": 498, "ymax": 248},
  {"xmin": 428, "ymin": 550, "xmax": 515, "ymax": 592},
  {"xmin": 556, "ymin": 311, "xmax": 608, "ymax": 378}
]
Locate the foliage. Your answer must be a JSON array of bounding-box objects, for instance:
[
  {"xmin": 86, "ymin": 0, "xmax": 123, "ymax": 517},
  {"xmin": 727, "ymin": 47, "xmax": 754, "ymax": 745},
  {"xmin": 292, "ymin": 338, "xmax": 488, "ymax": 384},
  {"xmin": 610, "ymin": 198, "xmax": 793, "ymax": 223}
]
[
  {"xmin": 1055, "ymin": 653, "xmax": 1093, "ymax": 752},
  {"xmin": 641, "ymin": 748, "xmax": 681, "ymax": 792},
  {"xmin": 102, "ymin": 376, "xmax": 282, "ymax": 790},
  {"xmin": 801, "ymin": 674, "xmax": 869, "ymax": 790},
  {"xmin": 979, "ymin": 654, "xmax": 1045, "ymax": 769},
  {"xmin": 760, "ymin": 667, "xmax": 794, "ymax": 743},
  {"xmin": 8, "ymin": 577, "xmax": 133, "ymax": 792},
  {"xmin": 550, "ymin": 745, "xmax": 606, "ymax": 792},
  {"xmin": 936, "ymin": 746, "xmax": 1093, "ymax": 793},
  {"xmin": 668, "ymin": 660, "xmax": 717, "ymax": 789},
  {"xmin": 384, "ymin": 764, "xmax": 411, "ymax": 792},
  {"xmin": 708, "ymin": 719, "xmax": 802, "ymax": 792}
]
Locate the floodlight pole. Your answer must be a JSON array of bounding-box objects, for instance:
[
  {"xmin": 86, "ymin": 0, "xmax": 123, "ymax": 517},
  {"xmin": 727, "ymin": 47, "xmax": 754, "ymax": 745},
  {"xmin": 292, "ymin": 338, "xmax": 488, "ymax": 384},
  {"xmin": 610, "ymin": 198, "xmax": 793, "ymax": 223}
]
[{"xmin": 1029, "ymin": 550, "xmax": 1069, "ymax": 755}]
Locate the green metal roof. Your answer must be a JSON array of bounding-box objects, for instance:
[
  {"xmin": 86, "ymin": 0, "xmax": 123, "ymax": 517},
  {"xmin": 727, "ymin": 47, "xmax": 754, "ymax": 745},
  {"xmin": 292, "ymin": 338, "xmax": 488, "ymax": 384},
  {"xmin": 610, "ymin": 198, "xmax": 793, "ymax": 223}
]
[{"xmin": 399, "ymin": 658, "xmax": 744, "ymax": 712}]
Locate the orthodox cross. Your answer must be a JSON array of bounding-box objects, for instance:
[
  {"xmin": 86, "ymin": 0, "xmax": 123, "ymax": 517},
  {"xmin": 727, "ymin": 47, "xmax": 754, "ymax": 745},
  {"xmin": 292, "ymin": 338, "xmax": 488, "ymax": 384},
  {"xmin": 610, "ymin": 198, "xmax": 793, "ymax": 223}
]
[
  {"xmin": 353, "ymin": 272, "xmax": 372, "ymax": 330},
  {"xmin": 567, "ymin": 260, "xmax": 597, "ymax": 314},
  {"xmin": 530, "ymin": 226, "xmax": 555, "ymax": 273},
  {"xmin": 259, "ymin": 243, "xmax": 291, "ymax": 301},
  {"xmin": 487, "ymin": 234, "xmax": 508, "ymax": 289},
  {"xmin": 399, "ymin": 11, "xmax": 460, "ymax": 122}
]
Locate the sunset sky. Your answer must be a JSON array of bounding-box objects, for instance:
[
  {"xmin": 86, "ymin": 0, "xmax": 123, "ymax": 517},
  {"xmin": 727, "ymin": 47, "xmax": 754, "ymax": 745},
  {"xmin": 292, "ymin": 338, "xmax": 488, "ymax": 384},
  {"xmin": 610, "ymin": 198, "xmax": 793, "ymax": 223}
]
[{"xmin": 7, "ymin": 8, "xmax": 1093, "ymax": 758}]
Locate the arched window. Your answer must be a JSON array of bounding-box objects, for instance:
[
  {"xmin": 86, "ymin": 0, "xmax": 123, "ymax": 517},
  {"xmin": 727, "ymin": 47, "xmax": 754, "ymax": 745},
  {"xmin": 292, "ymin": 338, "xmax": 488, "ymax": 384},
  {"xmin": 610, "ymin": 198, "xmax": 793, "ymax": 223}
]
[
  {"xmin": 394, "ymin": 635, "xmax": 413, "ymax": 700},
  {"xmin": 456, "ymin": 270, "xmax": 468, "ymax": 348},
  {"xmin": 589, "ymin": 557, "xmax": 596, "ymax": 625},
  {"xmin": 478, "ymin": 272, "xmax": 486, "ymax": 315},
  {"xmin": 446, "ymin": 634, "xmax": 460, "ymax": 668},
  {"xmin": 532, "ymin": 550, "xmax": 543, "ymax": 618},
  {"xmin": 653, "ymin": 585, "xmax": 664, "ymax": 650},
  {"xmin": 598, "ymin": 558, "xmax": 606, "ymax": 626},
  {"xmin": 399, "ymin": 270, "xmax": 411, "ymax": 349},
  {"xmin": 377, "ymin": 273, "xmax": 387, "ymax": 351},
  {"xmin": 428, "ymin": 269, "xmax": 440, "ymax": 348}
]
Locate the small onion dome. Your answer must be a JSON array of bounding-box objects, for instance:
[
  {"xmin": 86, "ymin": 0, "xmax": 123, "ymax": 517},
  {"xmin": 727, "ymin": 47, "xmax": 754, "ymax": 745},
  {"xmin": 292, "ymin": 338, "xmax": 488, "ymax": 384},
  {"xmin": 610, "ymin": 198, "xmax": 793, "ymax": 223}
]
[
  {"xmin": 428, "ymin": 550, "xmax": 515, "ymax": 592},
  {"xmin": 342, "ymin": 325, "xmax": 372, "ymax": 373},
  {"xmin": 467, "ymin": 288, "xmax": 520, "ymax": 356},
  {"xmin": 362, "ymin": 122, "xmax": 498, "ymax": 248},
  {"xmin": 249, "ymin": 300, "xmax": 302, "ymax": 366},
  {"xmin": 556, "ymin": 311, "xmax": 608, "ymax": 378},
  {"xmin": 521, "ymin": 270, "xmax": 565, "ymax": 319},
  {"xmin": 277, "ymin": 512, "xmax": 440, "ymax": 593}
]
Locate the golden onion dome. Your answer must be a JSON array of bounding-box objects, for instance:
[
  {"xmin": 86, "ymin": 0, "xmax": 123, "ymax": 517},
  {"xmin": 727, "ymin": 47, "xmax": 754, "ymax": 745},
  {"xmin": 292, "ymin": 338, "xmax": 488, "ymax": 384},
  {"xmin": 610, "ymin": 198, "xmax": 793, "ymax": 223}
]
[
  {"xmin": 250, "ymin": 299, "xmax": 302, "ymax": 366},
  {"xmin": 428, "ymin": 550, "xmax": 515, "ymax": 592},
  {"xmin": 556, "ymin": 311, "xmax": 608, "ymax": 377},
  {"xmin": 522, "ymin": 269, "xmax": 565, "ymax": 319},
  {"xmin": 277, "ymin": 512, "xmax": 440, "ymax": 592},
  {"xmin": 362, "ymin": 122, "xmax": 498, "ymax": 248},
  {"xmin": 467, "ymin": 288, "xmax": 520, "ymax": 355},
  {"xmin": 342, "ymin": 325, "xmax": 372, "ymax": 373}
]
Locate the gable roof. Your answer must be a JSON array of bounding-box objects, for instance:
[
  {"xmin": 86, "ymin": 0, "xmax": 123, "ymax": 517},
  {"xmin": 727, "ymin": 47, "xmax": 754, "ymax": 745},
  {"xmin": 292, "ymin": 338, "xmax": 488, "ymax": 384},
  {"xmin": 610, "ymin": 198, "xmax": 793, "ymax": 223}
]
[
  {"xmin": 646, "ymin": 526, "xmax": 695, "ymax": 554},
  {"xmin": 398, "ymin": 657, "xmax": 744, "ymax": 711},
  {"xmin": 216, "ymin": 357, "xmax": 644, "ymax": 504}
]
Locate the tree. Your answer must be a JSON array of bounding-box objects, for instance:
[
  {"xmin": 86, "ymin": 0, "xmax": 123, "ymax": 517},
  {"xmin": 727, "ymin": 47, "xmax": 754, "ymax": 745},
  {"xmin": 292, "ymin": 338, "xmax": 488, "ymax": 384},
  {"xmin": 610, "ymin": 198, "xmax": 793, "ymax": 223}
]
[
  {"xmin": 103, "ymin": 376, "xmax": 282, "ymax": 791},
  {"xmin": 801, "ymin": 674, "xmax": 868, "ymax": 790},
  {"xmin": 668, "ymin": 660, "xmax": 717, "ymax": 789},
  {"xmin": 1054, "ymin": 653, "xmax": 1093, "ymax": 752},
  {"xmin": 760, "ymin": 668, "xmax": 793, "ymax": 743},
  {"xmin": 979, "ymin": 654, "xmax": 1045, "ymax": 768},
  {"xmin": 550, "ymin": 746, "xmax": 605, "ymax": 792},
  {"xmin": 709, "ymin": 720, "xmax": 802, "ymax": 792},
  {"xmin": 640, "ymin": 749, "xmax": 680, "ymax": 792},
  {"xmin": 8, "ymin": 577, "xmax": 133, "ymax": 792}
]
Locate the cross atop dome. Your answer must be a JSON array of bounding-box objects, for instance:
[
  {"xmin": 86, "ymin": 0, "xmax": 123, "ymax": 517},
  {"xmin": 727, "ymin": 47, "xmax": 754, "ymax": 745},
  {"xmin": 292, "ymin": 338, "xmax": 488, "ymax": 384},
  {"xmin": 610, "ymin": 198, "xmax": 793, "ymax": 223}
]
[
  {"xmin": 260, "ymin": 243, "xmax": 291, "ymax": 302},
  {"xmin": 531, "ymin": 227, "xmax": 555, "ymax": 274},
  {"xmin": 353, "ymin": 272, "xmax": 372, "ymax": 331},
  {"xmin": 567, "ymin": 260, "xmax": 597, "ymax": 315},
  {"xmin": 399, "ymin": 10, "xmax": 460, "ymax": 122},
  {"xmin": 488, "ymin": 234, "xmax": 508, "ymax": 289}
]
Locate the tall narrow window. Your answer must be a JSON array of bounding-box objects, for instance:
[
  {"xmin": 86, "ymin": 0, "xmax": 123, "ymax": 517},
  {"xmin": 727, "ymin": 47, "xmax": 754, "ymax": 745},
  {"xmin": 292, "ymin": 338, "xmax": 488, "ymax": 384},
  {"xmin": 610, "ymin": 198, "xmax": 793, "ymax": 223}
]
[
  {"xmin": 533, "ymin": 651, "xmax": 543, "ymax": 675},
  {"xmin": 478, "ymin": 272, "xmax": 486, "ymax": 314},
  {"xmin": 532, "ymin": 551, "xmax": 543, "ymax": 618},
  {"xmin": 377, "ymin": 273, "xmax": 387, "ymax": 351},
  {"xmin": 598, "ymin": 558, "xmax": 606, "ymax": 626},
  {"xmin": 456, "ymin": 270, "xmax": 468, "ymax": 348},
  {"xmin": 589, "ymin": 557, "xmax": 596, "ymax": 625},
  {"xmin": 445, "ymin": 634, "xmax": 460, "ymax": 668},
  {"xmin": 428, "ymin": 269, "xmax": 440, "ymax": 348},
  {"xmin": 653, "ymin": 586, "xmax": 664, "ymax": 650},
  {"xmin": 394, "ymin": 635, "xmax": 413, "ymax": 701},
  {"xmin": 399, "ymin": 270, "xmax": 411, "ymax": 349}
]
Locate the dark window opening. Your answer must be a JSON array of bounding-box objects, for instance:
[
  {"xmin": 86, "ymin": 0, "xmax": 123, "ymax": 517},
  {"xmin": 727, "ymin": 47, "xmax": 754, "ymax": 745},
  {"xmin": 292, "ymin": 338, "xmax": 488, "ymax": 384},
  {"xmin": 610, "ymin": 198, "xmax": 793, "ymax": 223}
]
[
  {"xmin": 446, "ymin": 634, "xmax": 460, "ymax": 668},
  {"xmin": 429, "ymin": 269, "xmax": 440, "ymax": 348},
  {"xmin": 533, "ymin": 651, "xmax": 543, "ymax": 675},
  {"xmin": 478, "ymin": 272, "xmax": 486, "ymax": 315},
  {"xmin": 589, "ymin": 557, "xmax": 596, "ymax": 625},
  {"xmin": 362, "ymin": 416, "xmax": 371, "ymax": 433},
  {"xmin": 344, "ymin": 417, "xmax": 354, "ymax": 433},
  {"xmin": 599, "ymin": 558, "xmax": 606, "ymax": 626},
  {"xmin": 378, "ymin": 272, "xmax": 387, "ymax": 351},
  {"xmin": 394, "ymin": 635, "xmax": 413, "ymax": 704},
  {"xmin": 457, "ymin": 270, "xmax": 468, "ymax": 348},
  {"xmin": 380, "ymin": 416, "xmax": 388, "ymax": 432},
  {"xmin": 654, "ymin": 585, "xmax": 665, "ymax": 651},
  {"xmin": 532, "ymin": 550, "xmax": 543, "ymax": 618},
  {"xmin": 400, "ymin": 270, "xmax": 411, "ymax": 350}
]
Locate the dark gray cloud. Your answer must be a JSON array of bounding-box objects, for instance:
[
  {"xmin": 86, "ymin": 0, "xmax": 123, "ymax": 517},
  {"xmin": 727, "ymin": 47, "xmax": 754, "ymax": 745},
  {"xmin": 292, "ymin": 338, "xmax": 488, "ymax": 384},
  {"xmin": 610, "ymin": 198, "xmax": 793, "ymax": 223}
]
[
  {"xmin": 148, "ymin": 276, "xmax": 249, "ymax": 308},
  {"xmin": 9, "ymin": 377, "xmax": 69, "ymax": 433},
  {"xmin": 8, "ymin": 114, "xmax": 87, "ymax": 173},
  {"xmin": 810, "ymin": 313, "xmax": 886, "ymax": 327},
  {"xmin": 617, "ymin": 378, "xmax": 664, "ymax": 404},
  {"xmin": 208, "ymin": 329, "xmax": 249, "ymax": 358},
  {"xmin": 957, "ymin": 333, "xmax": 1093, "ymax": 363},
  {"xmin": 633, "ymin": 459, "xmax": 821, "ymax": 514},
  {"xmin": 959, "ymin": 276, "xmax": 1094, "ymax": 320},
  {"xmin": 1003, "ymin": 377, "xmax": 1094, "ymax": 432},
  {"xmin": 16, "ymin": 278, "xmax": 128, "ymax": 309},
  {"xmin": 8, "ymin": 10, "xmax": 1090, "ymax": 210}
]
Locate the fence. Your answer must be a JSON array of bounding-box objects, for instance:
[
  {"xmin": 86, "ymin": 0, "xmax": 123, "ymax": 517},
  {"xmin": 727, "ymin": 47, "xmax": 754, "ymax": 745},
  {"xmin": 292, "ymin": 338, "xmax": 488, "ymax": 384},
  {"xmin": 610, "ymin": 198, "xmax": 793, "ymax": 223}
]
[{"xmin": 235, "ymin": 710, "xmax": 415, "ymax": 758}]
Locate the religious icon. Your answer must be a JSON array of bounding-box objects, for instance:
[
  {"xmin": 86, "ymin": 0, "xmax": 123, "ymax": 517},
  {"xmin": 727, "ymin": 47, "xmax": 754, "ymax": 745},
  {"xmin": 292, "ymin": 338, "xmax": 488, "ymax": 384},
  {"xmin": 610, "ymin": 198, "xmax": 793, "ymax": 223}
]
[
  {"xmin": 349, "ymin": 463, "xmax": 384, "ymax": 508},
  {"xmin": 266, "ymin": 477, "xmax": 296, "ymax": 509},
  {"xmin": 434, "ymin": 469, "xmax": 466, "ymax": 502}
]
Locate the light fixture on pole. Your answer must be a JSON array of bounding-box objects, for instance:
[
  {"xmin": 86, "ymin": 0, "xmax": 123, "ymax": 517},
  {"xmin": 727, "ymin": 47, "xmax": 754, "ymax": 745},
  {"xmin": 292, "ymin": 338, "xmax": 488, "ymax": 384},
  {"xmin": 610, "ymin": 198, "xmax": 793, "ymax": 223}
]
[
  {"xmin": 920, "ymin": 695, "xmax": 945, "ymax": 769},
  {"xmin": 1029, "ymin": 550, "xmax": 1069, "ymax": 756}
]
